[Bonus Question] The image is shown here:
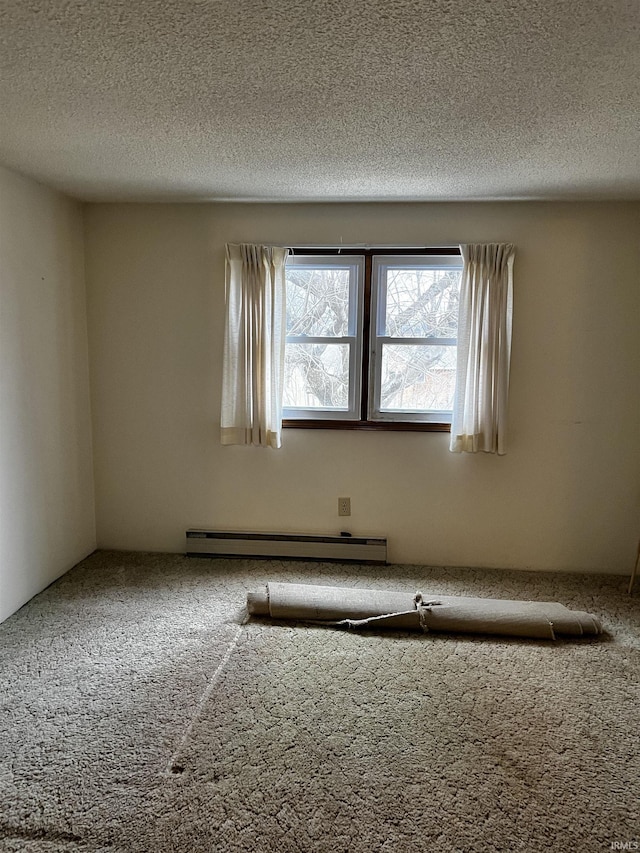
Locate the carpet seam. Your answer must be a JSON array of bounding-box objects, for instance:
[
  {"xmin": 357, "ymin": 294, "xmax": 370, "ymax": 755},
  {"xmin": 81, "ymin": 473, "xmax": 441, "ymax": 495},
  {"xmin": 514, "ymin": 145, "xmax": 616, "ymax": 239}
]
[{"xmin": 164, "ymin": 618, "xmax": 247, "ymax": 776}]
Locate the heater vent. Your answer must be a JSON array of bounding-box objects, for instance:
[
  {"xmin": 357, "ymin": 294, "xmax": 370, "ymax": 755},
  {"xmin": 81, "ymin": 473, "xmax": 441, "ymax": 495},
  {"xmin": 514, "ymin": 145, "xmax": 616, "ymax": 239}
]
[{"xmin": 186, "ymin": 530, "xmax": 387, "ymax": 563}]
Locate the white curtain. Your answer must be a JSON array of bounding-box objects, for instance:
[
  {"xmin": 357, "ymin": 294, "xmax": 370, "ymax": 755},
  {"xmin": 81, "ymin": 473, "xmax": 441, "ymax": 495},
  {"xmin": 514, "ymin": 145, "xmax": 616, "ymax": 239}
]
[
  {"xmin": 221, "ymin": 243, "xmax": 289, "ymax": 448},
  {"xmin": 450, "ymin": 243, "xmax": 515, "ymax": 455}
]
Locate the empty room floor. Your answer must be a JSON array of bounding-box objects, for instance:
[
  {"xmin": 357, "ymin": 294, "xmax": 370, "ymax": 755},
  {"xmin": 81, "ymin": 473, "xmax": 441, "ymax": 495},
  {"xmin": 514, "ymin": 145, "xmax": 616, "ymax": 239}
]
[{"xmin": 0, "ymin": 551, "xmax": 638, "ymax": 852}]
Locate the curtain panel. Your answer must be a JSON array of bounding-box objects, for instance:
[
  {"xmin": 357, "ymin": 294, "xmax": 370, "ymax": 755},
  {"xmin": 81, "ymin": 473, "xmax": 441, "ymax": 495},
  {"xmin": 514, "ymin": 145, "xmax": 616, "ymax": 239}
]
[
  {"xmin": 221, "ymin": 243, "xmax": 289, "ymax": 448},
  {"xmin": 450, "ymin": 243, "xmax": 515, "ymax": 455}
]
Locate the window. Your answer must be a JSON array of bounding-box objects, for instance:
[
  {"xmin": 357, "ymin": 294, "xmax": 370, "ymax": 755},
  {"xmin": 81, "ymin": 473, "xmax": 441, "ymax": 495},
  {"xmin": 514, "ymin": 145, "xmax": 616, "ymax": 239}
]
[{"xmin": 283, "ymin": 249, "xmax": 463, "ymax": 430}]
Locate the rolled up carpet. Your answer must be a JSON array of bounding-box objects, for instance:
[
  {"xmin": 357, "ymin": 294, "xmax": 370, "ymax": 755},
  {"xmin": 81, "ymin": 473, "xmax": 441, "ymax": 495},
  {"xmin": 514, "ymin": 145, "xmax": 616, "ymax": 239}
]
[{"xmin": 247, "ymin": 582, "xmax": 602, "ymax": 640}]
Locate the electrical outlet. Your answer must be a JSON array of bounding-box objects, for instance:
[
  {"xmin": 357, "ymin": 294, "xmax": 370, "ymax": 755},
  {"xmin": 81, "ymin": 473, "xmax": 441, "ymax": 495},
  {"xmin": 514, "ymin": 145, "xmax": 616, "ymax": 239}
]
[{"xmin": 338, "ymin": 497, "xmax": 351, "ymax": 517}]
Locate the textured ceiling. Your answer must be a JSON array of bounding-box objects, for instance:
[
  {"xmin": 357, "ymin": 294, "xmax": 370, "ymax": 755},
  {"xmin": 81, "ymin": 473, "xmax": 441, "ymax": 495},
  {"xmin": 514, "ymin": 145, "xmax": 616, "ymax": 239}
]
[{"xmin": 0, "ymin": 0, "xmax": 639, "ymax": 202}]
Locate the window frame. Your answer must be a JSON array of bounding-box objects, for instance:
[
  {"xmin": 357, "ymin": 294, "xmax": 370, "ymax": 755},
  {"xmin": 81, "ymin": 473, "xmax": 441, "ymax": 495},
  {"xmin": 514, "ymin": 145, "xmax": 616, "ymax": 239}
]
[
  {"xmin": 283, "ymin": 247, "xmax": 462, "ymax": 432},
  {"xmin": 282, "ymin": 254, "xmax": 365, "ymax": 421},
  {"xmin": 369, "ymin": 254, "xmax": 463, "ymax": 424}
]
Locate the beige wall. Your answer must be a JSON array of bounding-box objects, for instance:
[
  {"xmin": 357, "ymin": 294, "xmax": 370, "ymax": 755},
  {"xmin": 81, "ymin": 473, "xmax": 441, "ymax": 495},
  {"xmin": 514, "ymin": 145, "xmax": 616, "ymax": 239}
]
[
  {"xmin": 0, "ymin": 167, "xmax": 96, "ymax": 622},
  {"xmin": 84, "ymin": 201, "xmax": 640, "ymax": 573}
]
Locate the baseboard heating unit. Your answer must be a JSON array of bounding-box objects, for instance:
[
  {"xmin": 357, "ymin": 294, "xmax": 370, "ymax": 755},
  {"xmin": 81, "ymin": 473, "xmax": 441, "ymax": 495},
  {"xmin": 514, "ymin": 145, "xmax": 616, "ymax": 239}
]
[{"xmin": 185, "ymin": 530, "xmax": 387, "ymax": 563}]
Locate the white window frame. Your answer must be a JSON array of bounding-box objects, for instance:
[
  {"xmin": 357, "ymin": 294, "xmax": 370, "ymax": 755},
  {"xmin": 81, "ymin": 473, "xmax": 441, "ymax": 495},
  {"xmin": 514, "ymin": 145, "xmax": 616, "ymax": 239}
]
[
  {"xmin": 282, "ymin": 254, "xmax": 365, "ymax": 421},
  {"xmin": 283, "ymin": 249, "xmax": 462, "ymax": 428},
  {"xmin": 369, "ymin": 254, "xmax": 463, "ymax": 424}
]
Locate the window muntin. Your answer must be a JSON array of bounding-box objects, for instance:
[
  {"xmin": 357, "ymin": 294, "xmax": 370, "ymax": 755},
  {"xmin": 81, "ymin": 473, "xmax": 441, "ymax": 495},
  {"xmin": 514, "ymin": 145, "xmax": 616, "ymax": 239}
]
[
  {"xmin": 283, "ymin": 251, "xmax": 461, "ymax": 427},
  {"xmin": 283, "ymin": 255, "xmax": 364, "ymax": 420}
]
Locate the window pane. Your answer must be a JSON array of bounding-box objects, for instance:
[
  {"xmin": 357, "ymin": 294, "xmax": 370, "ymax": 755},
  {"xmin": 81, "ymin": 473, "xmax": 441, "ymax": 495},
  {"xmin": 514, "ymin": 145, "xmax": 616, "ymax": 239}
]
[
  {"xmin": 284, "ymin": 343, "xmax": 350, "ymax": 409},
  {"xmin": 380, "ymin": 345, "xmax": 457, "ymax": 411},
  {"xmin": 285, "ymin": 266, "xmax": 350, "ymax": 337},
  {"xmin": 384, "ymin": 268, "xmax": 461, "ymax": 337}
]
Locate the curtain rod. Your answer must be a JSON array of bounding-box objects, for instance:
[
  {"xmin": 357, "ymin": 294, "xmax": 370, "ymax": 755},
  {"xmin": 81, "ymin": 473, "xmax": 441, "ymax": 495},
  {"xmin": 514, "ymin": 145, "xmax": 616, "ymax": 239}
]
[
  {"xmin": 288, "ymin": 245, "xmax": 461, "ymax": 254},
  {"xmin": 286, "ymin": 244, "xmax": 459, "ymax": 249}
]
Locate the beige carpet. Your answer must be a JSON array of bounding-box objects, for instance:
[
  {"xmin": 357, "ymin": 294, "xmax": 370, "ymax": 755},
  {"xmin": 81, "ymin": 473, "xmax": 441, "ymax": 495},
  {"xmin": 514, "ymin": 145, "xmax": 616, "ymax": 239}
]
[{"xmin": 0, "ymin": 551, "xmax": 638, "ymax": 852}]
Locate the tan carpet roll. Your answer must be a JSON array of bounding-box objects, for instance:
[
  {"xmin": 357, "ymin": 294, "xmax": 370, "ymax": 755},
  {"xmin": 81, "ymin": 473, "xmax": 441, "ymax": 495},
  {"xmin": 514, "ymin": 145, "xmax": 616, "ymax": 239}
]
[{"xmin": 247, "ymin": 582, "xmax": 602, "ymax": 640}]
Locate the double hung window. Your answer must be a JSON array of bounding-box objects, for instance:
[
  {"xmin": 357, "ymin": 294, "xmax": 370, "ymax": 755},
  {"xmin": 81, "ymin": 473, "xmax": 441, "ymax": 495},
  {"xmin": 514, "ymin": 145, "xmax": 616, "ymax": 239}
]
[{"xmin": 283, "ymin": 249, "xmax": 462, "ymax": 429}]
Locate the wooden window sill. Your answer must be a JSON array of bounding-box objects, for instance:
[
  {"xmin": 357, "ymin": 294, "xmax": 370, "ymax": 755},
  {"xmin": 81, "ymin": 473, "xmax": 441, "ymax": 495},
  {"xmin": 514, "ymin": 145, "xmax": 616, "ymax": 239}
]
[{"xmin": 282, "ymin": 419, "xmax": 451, "ymax": 432}]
